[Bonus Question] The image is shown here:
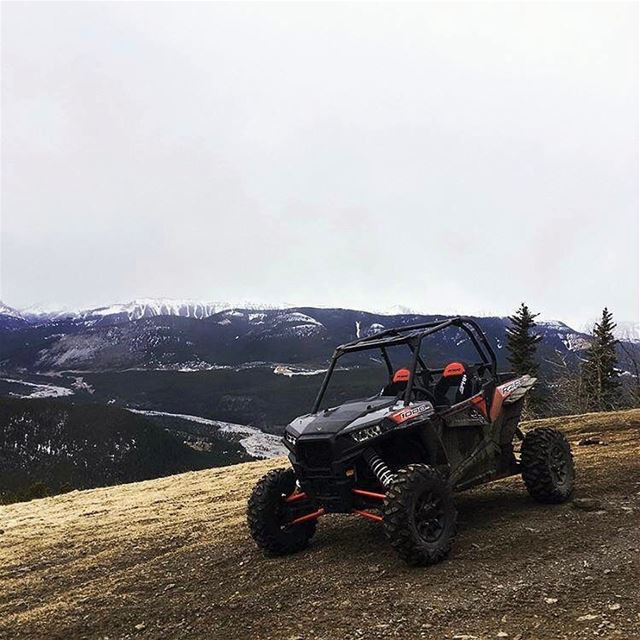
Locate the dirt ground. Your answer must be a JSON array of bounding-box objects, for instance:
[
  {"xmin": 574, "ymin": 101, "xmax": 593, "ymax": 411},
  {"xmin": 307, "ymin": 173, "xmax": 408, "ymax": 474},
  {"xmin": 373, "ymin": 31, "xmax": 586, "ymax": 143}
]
[{"xmin": 1, "ymin": 409, "xmax": 639, "ymax": 640}]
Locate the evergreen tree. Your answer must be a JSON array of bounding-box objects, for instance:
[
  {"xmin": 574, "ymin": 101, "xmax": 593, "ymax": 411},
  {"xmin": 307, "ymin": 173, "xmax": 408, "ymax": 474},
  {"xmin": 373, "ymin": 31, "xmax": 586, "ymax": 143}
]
[
  {"xmin": 506, "ymin": 303, "xmax": 542, "ymax": 377},
  {"xmin": 581, "ymin": 308, "xmax": 620, "ymax": 412}
]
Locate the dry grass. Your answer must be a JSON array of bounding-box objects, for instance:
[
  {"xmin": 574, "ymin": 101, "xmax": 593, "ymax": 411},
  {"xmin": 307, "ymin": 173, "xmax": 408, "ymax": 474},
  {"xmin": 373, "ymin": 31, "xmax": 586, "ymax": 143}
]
[{"xmin": 1, "ymin": 410, "xmax": 639, "ymax": 640}]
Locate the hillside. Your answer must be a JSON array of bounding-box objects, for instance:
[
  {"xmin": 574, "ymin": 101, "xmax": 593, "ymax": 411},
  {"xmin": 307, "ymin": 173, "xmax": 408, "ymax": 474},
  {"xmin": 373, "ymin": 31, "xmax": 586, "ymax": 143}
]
[
  {"xmin": 0, "ymin": 397, "xmax": 249, "ymax": 501},
  {"xmin": 1, "ymin": 409, "xmax": 639, "ymax": 640}
]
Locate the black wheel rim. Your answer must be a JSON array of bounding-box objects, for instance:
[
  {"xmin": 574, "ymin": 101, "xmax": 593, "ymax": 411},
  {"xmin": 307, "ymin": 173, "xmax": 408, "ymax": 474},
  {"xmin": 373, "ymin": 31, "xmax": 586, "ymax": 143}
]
[
  {"xmin": 413, "ymin": 490, "xmax": 446, "ymax": 543},
  {"xmin": 549, "ymin": 444, "xmax": 569, "ymax": 486}
]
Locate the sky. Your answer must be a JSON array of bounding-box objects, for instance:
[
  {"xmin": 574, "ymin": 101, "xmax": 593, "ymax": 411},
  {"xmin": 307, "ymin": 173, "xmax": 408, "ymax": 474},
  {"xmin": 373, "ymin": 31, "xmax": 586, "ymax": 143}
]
[{"xmin": 1, "ymin": 2, "xmax": 638, "ymax": 331}]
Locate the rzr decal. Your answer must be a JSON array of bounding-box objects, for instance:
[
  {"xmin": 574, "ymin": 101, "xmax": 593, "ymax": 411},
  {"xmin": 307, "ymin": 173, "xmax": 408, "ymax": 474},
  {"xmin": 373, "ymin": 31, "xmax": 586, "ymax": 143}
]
[
  {"xmin": 498, "ymin": 379, "xmax": 523, "ymax": 396},
  {"xmin": 490, "ymin": 376, "xmax": 533, "ymax": 421}
]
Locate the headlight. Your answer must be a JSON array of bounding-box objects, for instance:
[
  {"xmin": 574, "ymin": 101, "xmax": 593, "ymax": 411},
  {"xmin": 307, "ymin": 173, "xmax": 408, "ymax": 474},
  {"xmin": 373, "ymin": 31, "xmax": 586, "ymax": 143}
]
[
  {"xmin": 351, "ymin": 423, "xmax": 383, "ymax": 443},
  {"xmin": 284, "ymin": 431, "xmax": 297, "ymax": 447}
]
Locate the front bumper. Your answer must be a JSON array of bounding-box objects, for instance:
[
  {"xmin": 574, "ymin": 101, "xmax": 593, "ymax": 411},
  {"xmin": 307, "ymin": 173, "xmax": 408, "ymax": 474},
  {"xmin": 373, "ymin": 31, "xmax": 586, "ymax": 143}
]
[{"xmin": 288, "ymin": 436, "xmax": 358, "ymax": 513}]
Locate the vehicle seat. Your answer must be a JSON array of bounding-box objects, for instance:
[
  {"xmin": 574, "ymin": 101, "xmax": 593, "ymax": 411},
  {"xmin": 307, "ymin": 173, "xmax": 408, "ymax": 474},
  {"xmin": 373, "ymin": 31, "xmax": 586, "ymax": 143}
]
[
  {"xmin": 434, "ymin": 362, "xmax": 474, "ymax": 406},
  {"xmin": 381, "ymin": 368, "xmax": 410, "ymax": 397}
]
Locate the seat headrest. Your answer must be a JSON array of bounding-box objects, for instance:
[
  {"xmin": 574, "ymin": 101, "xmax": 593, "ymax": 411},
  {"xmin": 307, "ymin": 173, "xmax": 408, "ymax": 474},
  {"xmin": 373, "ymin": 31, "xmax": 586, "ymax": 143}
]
[
  {"xmin": 443, "ymin": 362, "xmax": 466, "ymax": 378},
  {"xmin": 393, "ymin": 368, "xmax": 411, "ymax": 383}
]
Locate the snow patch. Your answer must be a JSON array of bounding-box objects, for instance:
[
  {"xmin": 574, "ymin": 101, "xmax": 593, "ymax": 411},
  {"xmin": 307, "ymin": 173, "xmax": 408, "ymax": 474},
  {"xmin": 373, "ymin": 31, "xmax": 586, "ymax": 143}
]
[
  {"xmin": 367, "ymin": 323, "xmax": 385, "ymax": 336},
  {"xmin": 126, "ymin": 408, "xmax": 286, "ymax": 459},
  {"xmin": 1, "ymin": 377, "xmax": 74, "ymax": 398},
  {"xmin": 70, "ymin": 377, "xmax": 95, "ymax": 394},
  {"xmin": 273, "ymin": 365, "xmax": 327, "ymax": 377},
  {"xmin": 538, "ymin": 320, "xmax": 570, "ymax": 331}
]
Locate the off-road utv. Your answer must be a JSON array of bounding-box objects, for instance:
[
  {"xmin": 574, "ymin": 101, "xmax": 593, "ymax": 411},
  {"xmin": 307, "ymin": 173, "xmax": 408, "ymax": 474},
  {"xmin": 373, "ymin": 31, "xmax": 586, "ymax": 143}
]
[{"xmin": 247, "ymin": 317, "xmax": 575, "ymax": 566}]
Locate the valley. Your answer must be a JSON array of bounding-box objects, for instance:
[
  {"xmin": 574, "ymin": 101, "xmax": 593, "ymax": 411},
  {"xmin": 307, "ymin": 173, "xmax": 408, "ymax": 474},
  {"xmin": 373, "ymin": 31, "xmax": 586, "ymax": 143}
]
[{"xmin": 2, "ymin": 299, "xmax": 639, "ymax": 503}]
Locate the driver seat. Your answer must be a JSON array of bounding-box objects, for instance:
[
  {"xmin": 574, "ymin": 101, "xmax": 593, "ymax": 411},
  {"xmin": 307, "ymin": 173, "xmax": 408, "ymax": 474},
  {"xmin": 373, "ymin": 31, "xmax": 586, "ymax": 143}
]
[
  {"xmin": 434, "ymin": 361, "xmax": 474, "ymax": 406},
  {"xmin": 381, "ymin": 368, "xmax": 410, "ymax": 397}
]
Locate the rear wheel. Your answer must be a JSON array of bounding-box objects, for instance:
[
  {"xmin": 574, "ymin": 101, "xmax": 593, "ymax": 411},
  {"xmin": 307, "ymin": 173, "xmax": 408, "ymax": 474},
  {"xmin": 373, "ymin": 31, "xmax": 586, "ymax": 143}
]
[
  {"xmin": 382, "ymin": 464, "xmax": 457, "ymax": 566},
  {"xmin": 521, "ymin": 427, "xmax": 575, "ymax": 503},
  {"xmin": 247, "ymin": 468, "xmax": 317, "ymax": 555}
]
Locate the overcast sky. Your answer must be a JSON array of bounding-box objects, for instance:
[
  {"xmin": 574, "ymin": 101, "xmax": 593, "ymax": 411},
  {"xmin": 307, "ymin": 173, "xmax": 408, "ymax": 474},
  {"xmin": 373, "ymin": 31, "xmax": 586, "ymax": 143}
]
[{"xmin": 1, "ymin": 2, "xmax": 638, "ymax": 330}]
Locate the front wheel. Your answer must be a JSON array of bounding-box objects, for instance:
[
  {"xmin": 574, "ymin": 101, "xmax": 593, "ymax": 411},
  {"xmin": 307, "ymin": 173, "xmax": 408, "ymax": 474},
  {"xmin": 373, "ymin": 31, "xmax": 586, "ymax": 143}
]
[
  {"xmin": 382, "ymin": 464, "xmax": 457, "ymax": 566},
  {"xmin": 521, "ymin": 427, "xmax": 575, "ymax": 503},
  {"xmin": 247, "ymin": 468, "xmax": 317, "ymax": 556}
]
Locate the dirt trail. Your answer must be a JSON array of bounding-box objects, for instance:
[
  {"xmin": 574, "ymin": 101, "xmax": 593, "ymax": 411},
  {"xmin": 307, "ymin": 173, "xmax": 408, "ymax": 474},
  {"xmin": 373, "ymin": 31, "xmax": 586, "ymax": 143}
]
[{"xmin": 1, "ymin": 410, "xmax": 639, "ymax": 640}]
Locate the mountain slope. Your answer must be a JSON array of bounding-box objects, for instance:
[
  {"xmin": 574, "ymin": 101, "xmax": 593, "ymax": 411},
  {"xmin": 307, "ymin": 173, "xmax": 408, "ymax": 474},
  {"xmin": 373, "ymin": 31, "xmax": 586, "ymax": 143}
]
[
  {"xmin": 2, "ymin": 409, "xmax": 638, "ymax": 640},
  {"xmin": 0, "ymin": 306, "xmax": 601, "ymax": 372},
  {"xmin": 0, "ymin": 397, "xmax": 249, "ymax": 500}
]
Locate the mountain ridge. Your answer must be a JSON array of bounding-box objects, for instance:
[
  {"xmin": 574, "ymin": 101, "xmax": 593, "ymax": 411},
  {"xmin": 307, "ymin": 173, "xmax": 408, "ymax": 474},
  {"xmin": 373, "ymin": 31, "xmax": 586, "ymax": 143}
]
[
  {"xmin": 2, "ymin": 297, "xmax": 582, "ymax": 330},
  {"xmin": 0, "ymin": 305, "xmax": 593, "ymax": 374}
]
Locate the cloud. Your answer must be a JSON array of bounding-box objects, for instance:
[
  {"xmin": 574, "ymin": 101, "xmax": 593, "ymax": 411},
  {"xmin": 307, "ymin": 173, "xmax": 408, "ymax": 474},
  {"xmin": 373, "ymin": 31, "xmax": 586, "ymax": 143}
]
[{"xmin": 1, "ymin": 2, "xmax": 638, "ymax": 330}]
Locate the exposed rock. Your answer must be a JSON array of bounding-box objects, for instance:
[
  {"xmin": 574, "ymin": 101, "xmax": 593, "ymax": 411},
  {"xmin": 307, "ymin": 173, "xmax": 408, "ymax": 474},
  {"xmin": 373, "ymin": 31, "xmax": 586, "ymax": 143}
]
[
  {"xmin": 578, "ymin": 436, "xmax": 608, "ymax": 446},
  {"xmin": 572, "ymin": 498, "xmax": 605, "ymax": 512}
]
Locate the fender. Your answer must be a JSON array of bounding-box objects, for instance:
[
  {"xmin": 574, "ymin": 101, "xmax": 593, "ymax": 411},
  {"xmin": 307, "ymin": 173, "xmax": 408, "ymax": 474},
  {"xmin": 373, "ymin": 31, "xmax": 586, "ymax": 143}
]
[{"xmin": 490, "ymin": 375, "xmax": 537, "ymax": 421}]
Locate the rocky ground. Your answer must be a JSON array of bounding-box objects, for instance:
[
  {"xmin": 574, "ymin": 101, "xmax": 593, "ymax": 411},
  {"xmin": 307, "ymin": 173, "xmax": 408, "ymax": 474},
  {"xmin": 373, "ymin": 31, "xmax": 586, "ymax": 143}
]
[{"xmin": 1, "ymin": 409, "xmax": 639, "ymax": 640}]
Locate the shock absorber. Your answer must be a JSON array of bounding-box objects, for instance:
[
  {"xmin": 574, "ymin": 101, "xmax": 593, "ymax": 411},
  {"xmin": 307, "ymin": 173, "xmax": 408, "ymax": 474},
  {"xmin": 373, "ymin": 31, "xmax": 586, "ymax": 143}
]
[{"xmin": 363, "ymin": 448, "xmax": 394, "ymax": 488}]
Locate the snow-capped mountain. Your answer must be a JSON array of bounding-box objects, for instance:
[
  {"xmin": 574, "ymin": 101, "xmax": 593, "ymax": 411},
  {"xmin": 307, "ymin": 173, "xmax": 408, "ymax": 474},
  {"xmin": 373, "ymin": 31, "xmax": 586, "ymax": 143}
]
[
  {"xmin": 615, "ymin": 321, "xmax": 640, "ymax": 344},
  {"xmin": 78, "ymin": 299, "xmax": 229, "ymax": 321},
  {"xmin": 536, "ymin": 320, "xmax": 592, "ymax": 352},
  {"xmin": 21, "ymin": 298, "xmax": 297, "ymax": 323},
  {"xmin": 0, "ymin": 301, "xmax": 28, "ymax": 331},
  {"xmin": 0, "ymin": 301, "xmax": 604, "ymax": 372},
  {"xmin": 3, "ymin": 298, "xmax": 639, "ymax": 381},
  {"xmin": 0, "ymin": 302, "xmax": 22, "ymax": 318}
]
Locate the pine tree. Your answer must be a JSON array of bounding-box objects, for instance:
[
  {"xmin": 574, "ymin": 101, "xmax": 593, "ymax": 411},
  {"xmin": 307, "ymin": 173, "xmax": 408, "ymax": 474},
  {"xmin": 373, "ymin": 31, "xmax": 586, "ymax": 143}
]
[
  {"xmin": 581, "ymin": 308, "xmax": 620, "ymax": 412},
  {"xmin": 506, "ymin": 303, "xmax": 542, "ymax": 377}
]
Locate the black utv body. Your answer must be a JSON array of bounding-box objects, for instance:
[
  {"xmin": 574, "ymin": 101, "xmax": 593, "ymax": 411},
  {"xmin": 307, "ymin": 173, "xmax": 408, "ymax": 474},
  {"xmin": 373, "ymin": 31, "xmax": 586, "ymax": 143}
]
[{"xmin": 248, "ymin": 317, "xmax": 575, "ymax": 566}]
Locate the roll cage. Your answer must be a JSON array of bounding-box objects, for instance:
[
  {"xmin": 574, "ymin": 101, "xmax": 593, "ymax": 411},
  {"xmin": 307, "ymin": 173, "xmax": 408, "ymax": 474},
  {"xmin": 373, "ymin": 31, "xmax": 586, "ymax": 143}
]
[{"xmin": 312, "ymin": 317, "xmax": 498, "ymax": 413}]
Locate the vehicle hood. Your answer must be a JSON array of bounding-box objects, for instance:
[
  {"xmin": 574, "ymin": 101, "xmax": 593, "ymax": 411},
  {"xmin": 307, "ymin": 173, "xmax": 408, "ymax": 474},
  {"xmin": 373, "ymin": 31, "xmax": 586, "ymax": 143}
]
[{"xmin": 287, "ymin": 397, "xmax": 399, "ymax": 437}]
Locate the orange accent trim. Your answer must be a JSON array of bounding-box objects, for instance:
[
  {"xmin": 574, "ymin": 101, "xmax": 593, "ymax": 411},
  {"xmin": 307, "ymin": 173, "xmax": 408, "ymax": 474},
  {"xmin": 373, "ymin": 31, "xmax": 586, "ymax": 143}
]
[
  {"xmin": 353, "ymin": 509, "xmax": 383, "ymax": 523},
  {"xmin": 393, "ymin": 368, "xmax": 411, "ymax": 383},
  {"xmin": 352, "ymin": 488, "xmax": 386, "ymax": 500},
  {"xmin": 490, "ymin": 388, "xmax": 505, "ymax": 422},
  {"xmin": 289, "ymin": 508, "xmax": 325, "ymax": 526},
  {"xmin": 285, "ymin": 491, "xmax": 308, "ymax": 503},
  {"xmin": 471, "ymin": 394, "xmax": 488, "ymax": 417},
  {"xmin": 443, "ymin": 362, "xmax": 465, "ymax": 377}
]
